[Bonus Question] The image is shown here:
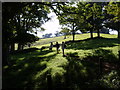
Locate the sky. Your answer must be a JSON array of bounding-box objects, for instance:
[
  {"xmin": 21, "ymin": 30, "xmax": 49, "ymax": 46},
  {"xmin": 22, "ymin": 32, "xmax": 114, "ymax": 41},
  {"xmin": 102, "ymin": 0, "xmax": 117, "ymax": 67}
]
[{"xmin": 36, "ymin": 12, "xmax": 62, "ymax": 38}]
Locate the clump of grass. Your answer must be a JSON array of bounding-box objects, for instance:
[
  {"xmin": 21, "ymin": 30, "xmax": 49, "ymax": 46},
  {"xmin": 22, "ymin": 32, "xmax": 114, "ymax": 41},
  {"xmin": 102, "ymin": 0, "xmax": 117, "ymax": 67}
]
[
  {"xmin": 89, "ymin": 70, "xmax": 120, "ymax": 88},
  {"xmin": 100, "ymin": 70, "xmax": 120, "ymax": 88}
]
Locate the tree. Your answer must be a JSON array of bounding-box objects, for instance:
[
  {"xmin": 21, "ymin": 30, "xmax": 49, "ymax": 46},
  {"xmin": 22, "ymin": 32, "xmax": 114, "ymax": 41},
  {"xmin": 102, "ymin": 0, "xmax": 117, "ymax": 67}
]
[
  {"xmin": 105, "ymin": 2, "xmax": 120, "ymax": 38},
  {"xmin": 85, "ymin": 3, "xmax": 104, "ymax": 38},
  {"xmin": 42, "ymin": 33, "xmax": 52, "ymax": 38},
  {"xmin": 2, "ymin": 2, "xmax": 50, "ymax": 66},
  {"xmin": 13, "ymin": 3, "xmax": 51, "ymax": 50},
  {"xmin": 54, "ymin": 31, "xmax": 60, "ymax": 37},
  {"xmin": 2, "ymin": 2, "xmax": 27, "ymax": 66},
  {"xmin": 60, "ymin": 27, "xmax": 71, "ymax": 39},
  {"xmin": 56, "ymin": 2, "xmax": 104, "ymax": 40},
  {"xmin": 77, "ymin": 2, "xmax": 94, "ymax": 38},
  {"xmin": 40, "ymin": 2, "xmax": 85, "ymax": 41},
  {"xmin": 57, "ymin": 2, "xmax": 82, "ymax": 41}
]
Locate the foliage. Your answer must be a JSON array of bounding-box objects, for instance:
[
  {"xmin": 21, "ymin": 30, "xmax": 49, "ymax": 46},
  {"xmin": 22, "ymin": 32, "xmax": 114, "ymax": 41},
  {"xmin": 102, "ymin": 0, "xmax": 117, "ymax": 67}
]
[
  {"xmin": 105, "ymin": 2, "xmax": 120, "ymax": 38},
  {"xmin": 3, "ymin": 2, "xmax": 51, "ymax": 45},
  {"xmin": 2, "ymin": 2, "xmax": 52, "ymax": 65},
  {"xmin": 56, "ymin": 2, "xmax": 84, "ymax": 41},
  {"xmin": 14, "ymin": 33, "xmax": 39, "ymax": 44},
  {"xmin": 42, "ymin": 33, "xmax": 53, "ymax": 38},
  {"xmin": 60, "ymin": 27, "xmax": 71, "ymax": 37},
  {"xmin": 56, "ymin": 2, "xmax": 105, "ymax": 39},
  {"xmin": 54, "ymin": 31, "xmax": 61, "ymax": 37},
  {"xmin": 99, "ymin": 70, "xmax": 120, "ymax": 88}
]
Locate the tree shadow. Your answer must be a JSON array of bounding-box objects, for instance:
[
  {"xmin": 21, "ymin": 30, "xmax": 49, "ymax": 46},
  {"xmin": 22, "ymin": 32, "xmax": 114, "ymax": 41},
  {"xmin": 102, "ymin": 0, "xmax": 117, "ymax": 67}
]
[
  {"xmin": 51, "ymin": 49, "xmax": 119, "ymax": 89},
  {"xmin": 3, "ymin": 49, "xmax": 57, "ymax": 89},
  {"xmin": 10, "ymin": 47, "xmax": 54, "ymax": 56},
  {"xmin": 10, "ymin": 47, "xmax": 39, "ymax": 55},
  {"xmin": 3, "ymin": 46, "xmax": 119, "ymax": 89},
  {"xmin": 62, "ymin": 52, "xmax": 98, "ymax": 89},
  {"xmin": 66, "ymin": 37, "xmax": 120, "ymax": 50},
  {"xmin": 9, "ymin": 48, "xmax": 55, "ymax": 65},
  {"xmin": 39, "ymin": 49, "xmax": 54, "ymax": 55}
]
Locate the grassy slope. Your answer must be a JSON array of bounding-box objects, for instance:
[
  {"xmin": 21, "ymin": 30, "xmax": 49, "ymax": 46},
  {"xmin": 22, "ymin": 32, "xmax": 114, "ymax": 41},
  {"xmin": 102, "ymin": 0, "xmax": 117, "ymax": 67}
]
[
  {"xmin": 3, "ymin": 33, "xmax": 120, "ymax": 89},
  {"xmin": 32, "ymin": 33, "xmax": 119, "ymax": 58},
  {"xmin": 32, "ymin": 33, "xmax": 117, "ymax": 47}
]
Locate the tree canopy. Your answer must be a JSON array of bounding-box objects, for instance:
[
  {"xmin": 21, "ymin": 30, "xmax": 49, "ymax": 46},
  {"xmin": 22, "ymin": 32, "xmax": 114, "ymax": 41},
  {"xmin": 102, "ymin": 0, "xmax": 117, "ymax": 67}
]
[{"xmin": 104, "ymin": 2, "xmax": 120, "ymax": 38}]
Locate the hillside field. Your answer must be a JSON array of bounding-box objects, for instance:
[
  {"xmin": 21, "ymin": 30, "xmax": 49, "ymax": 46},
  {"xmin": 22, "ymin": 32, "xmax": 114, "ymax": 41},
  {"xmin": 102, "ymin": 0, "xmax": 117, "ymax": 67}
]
[{"xmin": 3, "ymin": 33, "xmax": 120, "ymax": 89}]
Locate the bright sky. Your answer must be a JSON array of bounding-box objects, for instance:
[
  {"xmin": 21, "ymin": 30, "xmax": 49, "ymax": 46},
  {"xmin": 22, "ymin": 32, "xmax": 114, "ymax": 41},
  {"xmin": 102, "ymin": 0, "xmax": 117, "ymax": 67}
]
[{"xmin": 36, "ymin": 12, "xmax": 62, "ymax": 38}]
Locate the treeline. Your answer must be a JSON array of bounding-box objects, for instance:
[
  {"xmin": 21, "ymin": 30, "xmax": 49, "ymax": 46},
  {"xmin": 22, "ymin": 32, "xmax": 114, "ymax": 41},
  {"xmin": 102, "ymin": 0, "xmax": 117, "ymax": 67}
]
[{"xmin": 57, "ymin": 2, "xmax": 120, "ymax": 41}]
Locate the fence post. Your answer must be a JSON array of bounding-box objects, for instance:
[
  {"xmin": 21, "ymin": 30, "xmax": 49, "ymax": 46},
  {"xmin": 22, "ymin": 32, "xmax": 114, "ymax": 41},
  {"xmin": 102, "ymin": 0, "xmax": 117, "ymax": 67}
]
[
  {"xmin": 99, "ymin": 57, "xmax": 102, "ymax": 76},
  {"xmin": 47, "ymin": 74, "xmax": 52, "ymax": 90}
]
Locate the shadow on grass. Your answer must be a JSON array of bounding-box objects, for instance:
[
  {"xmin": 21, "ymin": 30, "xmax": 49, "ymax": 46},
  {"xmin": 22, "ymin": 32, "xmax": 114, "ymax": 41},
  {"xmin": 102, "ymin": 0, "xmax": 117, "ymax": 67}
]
[
  {"xmin": 3, "ymin": 47, "xmax": 120, "ymax": 89},
  {"xmin": 3, "ymin": 49, "xmax": 57, "ymax": 89},
  {"xmin": 62, "ymin": 52, "xmax": 98, "ymax": 89},
  {"xmin": 39, "ymin": 49, "xmax": 54, "ymax": 55},
  {"xmin": 9, "ymin": 48, "xmax": 55, "ymax": 65},
  {"xmin": 10, "ymin": 48, "xmax": 39, "ymax": 55},
  {"xmin": 10, "ymin": 47, "xmax": 54, "ymax": 56},
  {"xmin": 51, "ymin": 49, "xmax": 119, "ymax": 89},
  {"xmin": 66, "ymin": 37, "xmax": 120, "ymax": 50}
]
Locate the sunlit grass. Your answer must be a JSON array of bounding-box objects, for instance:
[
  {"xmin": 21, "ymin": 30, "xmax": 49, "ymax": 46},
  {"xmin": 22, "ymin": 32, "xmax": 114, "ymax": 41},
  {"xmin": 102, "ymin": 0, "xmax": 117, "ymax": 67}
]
[
  {"xmin": 4, "ymin": 33, "xmax": 120, "ymax": 89},
  {"xmin": 33, "ymin": 33, "xmax": 118, "ymax": 48},
  {"xmin": 15, "ymin": 33, "xmax": 118, "ymax": 49}
]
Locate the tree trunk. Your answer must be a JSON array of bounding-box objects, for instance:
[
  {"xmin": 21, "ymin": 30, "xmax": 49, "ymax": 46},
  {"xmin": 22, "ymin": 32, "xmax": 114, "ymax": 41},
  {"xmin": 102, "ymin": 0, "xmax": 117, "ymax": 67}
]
[
  {"xmin": 97, "ymin": 29, "xmax": 100, "ymax": 38},
  {"xmin": 17, "ymin": 14, "xmax": 23, "ymax": 51},
  {"xmin": 90, "ymin": 29, "xmax": 93, "ymax": 39},
  {"xmin": 3, "ymin": 43, "xmax": 9, "ymax": 66},
  {"xmin": 118, "ymin": 29, "xmax": 120, "ymax": 38},
  {"xmin": 73, "ymin": 32, "xmax": 75, "ymax": 41},
  {"xmin": 21, "ymin": 45, "xmax": 24, "ymax": 50},
  {"xmin": 18, "ymin": 43, "xmax": 22, "ymax": 51},
  {"xmin": 72, "ymin": 22, "xmax": 75, "ymax": 41},
  {"xmin": 18, "ymin": 43, "xmax": 21, "ymax": 51},
  {"xmin": 11, "ymin": 43, "xmax": 15, "ymax": 52}
]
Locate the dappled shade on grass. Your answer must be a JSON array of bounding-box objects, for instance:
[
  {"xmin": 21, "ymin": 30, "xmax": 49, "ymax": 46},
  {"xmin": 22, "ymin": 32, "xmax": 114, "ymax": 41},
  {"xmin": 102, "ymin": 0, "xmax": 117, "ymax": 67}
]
[
  {"xmin": 66, "ymin": 37, "xmax": 120, "ymax": 50},
  {"xmin": 63, "ymin": 52, "xmax": 97, "ymax": 89},
  {"xmin": 10, "ymin": 48, "xmax": 39, "ymax": 55},
  {"xmin": 3, "ymin": 48, "xmax": 120, "ymax": 89},
  {"xmin": 49, "ymin": 49, "xmax": 120, "ymax": 89},
  {"xmin": 3, "ymin": 49, "xmax": 57, "ymax": 89},
  {"xmin": 3, "ymin": 36, "xmax": 120, "ymax": 89}
]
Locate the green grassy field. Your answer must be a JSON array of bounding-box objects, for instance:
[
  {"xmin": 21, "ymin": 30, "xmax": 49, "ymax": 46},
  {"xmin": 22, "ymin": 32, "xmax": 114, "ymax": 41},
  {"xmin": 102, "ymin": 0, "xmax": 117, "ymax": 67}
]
[{"xmin": 3, "ymin": 33, "xmax": 120, "ymax": 89}]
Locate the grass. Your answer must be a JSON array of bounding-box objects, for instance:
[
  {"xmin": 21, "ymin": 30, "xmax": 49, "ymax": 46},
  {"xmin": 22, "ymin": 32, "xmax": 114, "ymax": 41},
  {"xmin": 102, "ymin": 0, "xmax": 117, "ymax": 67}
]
[
  {"xmin": 3, "ymin": 33, "xmax": 120, "ymax": 89},
  {"xmin": 32, "ymin": 33, "xmax": 118, "ymax": 48},
  {"xmin": 15, "ymin": 33, "xmax": 118, "ymax": 49}
]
